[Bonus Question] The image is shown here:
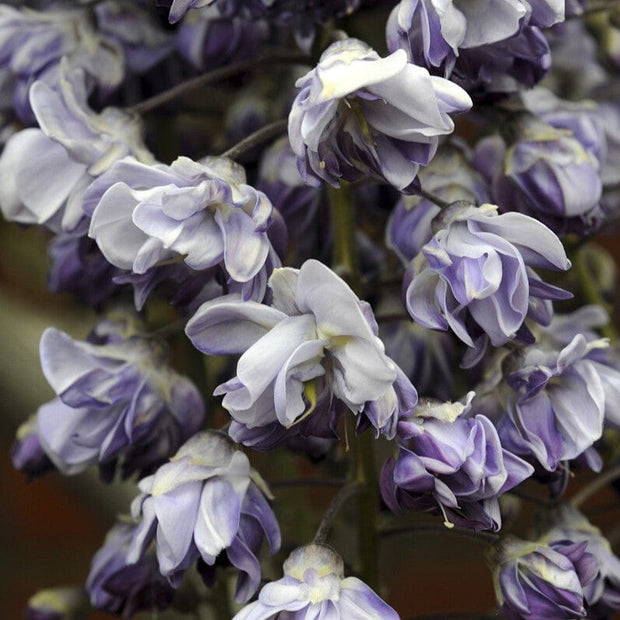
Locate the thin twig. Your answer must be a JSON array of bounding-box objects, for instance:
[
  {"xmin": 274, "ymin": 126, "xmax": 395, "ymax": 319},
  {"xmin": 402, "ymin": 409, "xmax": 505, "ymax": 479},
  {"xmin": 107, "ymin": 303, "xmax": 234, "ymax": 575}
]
[
  {"xmin": 507, "ymin": 488, "xmax": 561, "ymax": 507},
  {"xmin": 571, "ymin": 462, "xmax": 620, "ymax": 508},
  {"xmin": 381, "ymin": 523, "xmax": 499, "ymax": 546},
  {"xmin": 407, "ymin": 612, "xmax": 500, "ymax": 620},
  {"xmin": 418, "ymin": 187, "xmax": 451, "ymax": 209},
  {"xmin": 221, "ymin": 119, "xmax": 288, "ymax": 161},
  {"xmin": 270, "ymin": 477, "xmax": 346, "ymax": 489},
  {"xmin": 129, "ymin": 51, "xmax": 310, "ymax": 115},
  {"xmin": 313, "ymin": 481, "xmax": 363, "ymax": 544}
]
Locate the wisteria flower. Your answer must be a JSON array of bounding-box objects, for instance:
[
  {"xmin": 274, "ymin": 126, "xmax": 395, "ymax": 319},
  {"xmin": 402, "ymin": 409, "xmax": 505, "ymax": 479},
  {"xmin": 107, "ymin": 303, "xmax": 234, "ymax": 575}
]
[
  {"xmin": 0, "ymin": 3, "xmax": 124, "ymax": 122},
  {"xmin": 405, "ymin": 202, "xmax": 571, "ymax": 360},
  {"xmin": 34, "ymin": 324, "xmax": 205, "ymax": 480},
  {"xmin": 386, "ymin": 0, "xmax": 559, "ymax": 92},
  {"xmin": 0, "ymin": 62, "xmax": 152, "ymax": 234},
  {"xmin": 11, "ymin": 415, "xmax": 54, "ymax": 479},
  {"xmin": 491, "ymin": 114, "xmax": 603, "ymax": 234},
  {"xmin": 381, "ymin": 395, "xmax": 533, "ymax": 531},
  {"xmin": 46, "ymin": 234, "xmax": 122, "ymax": 307},
  {"xmin": 387, "ymin": 142, "xmax": 490, "ymax": 264},
  {"xmin": 386, "ymin": 0, "xmax": 529, "ymax": 75},
  {"xmin": 95, "ymin": 1, "xmax": 175, "ymax": 73},
  {"xmin": 497, "ymin": 334, "xmax": 616, "ymax": 473},
  {"xmin": 86, "ymin": 155, "xmax": 275, "ymax": 289},
  {"xmin": 233, "ymin": 544, "xmax": 399, "ymax": 619},
  {"xmin": 543, "ymin": 504, "xmax": 620, "ymax": 618},
  {"xmin": 488, "ymin": 534, "xmax": 597, "ymax": 619},
  {"xmin": 87, "ymin": 522, "xmax": 175, "ymax": 616},
  {"xmin": 176, "ymin": 4, "xmax": 266, "ymax": 70},
  {"xmin": 126, "ymin": 431, "xmax": 281, "ymax": 602},
  {"xmin": 288, "ymin": 37, "xmax": 472, "ymax": 193},
  {"xmin": 186, "ymin": 259, "xmax": 417, "ymax": 440}
]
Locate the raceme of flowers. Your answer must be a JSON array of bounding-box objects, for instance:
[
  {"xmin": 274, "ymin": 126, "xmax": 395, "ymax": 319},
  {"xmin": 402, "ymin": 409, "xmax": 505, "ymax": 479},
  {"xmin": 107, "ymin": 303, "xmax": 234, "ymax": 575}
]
[{"xmin": 3, "ymin": 0, "xmax": 620, "ymax": 619}]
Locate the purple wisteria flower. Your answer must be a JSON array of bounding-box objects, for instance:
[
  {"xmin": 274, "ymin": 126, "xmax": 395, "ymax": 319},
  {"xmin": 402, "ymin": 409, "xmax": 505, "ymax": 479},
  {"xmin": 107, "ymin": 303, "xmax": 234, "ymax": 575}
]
[
  {"xmin": 94, "ymin": 1, "xmax": 175, "ymax": 74},
  {"xmin": 404, "ymin": 202, "xmax": 571, "ymax": 361},
  {"xmin": 381, "ymin": 395, "xmax": 533, "ymax": 531},
  {"xmin": 34, "ymin": 324, "xmax": 205, "ymax": 480},
  {"xmin": 11, "ymin": 415, "xmax": 55, "ymax": 479},
  {"xmin": 386, "ymin": 0, "xmax": 557, "ymax": 93},
  {"xmin": 521, "ymin": 89, "xmax": 606, "ymax": 164},
  {"xmin": 488, "ymin": 534, "xmax": 598, "ymax": 619},
  {"xmin": 543, "ymin": 504, "xmax": 620, "ymax": 618},
  {"xmin": 489, "ymin": 113, "xmax": 603, "ymax": 234},
  {"xmin": 387, "ymin": 142, "xmax": 490, "ymax": 264},
  {"xmin": 86, "ymin": 522, "xmax": 175, "ymax": 616},
  {"xmin": 126, "ymin": 431, "xmax": 281, "ymax": 602},
  {"xmin": 176, "ymin": 5, "xmax": 266, "ymax": 70},
  {"xmin": 386, "ymin": 0, "xmax": 529, "ymax": 75},
  {"xmin": 455, "ymin": 25, "xmax": 551, "ymax": 94},
  {"xmin": 288, "ymin": 37, "xmax": 472, "ymax": 193},
  {"xmin": 86, "ymin": 155, "xmax": 277, "ymax": 297},
  {"xmin": 232, "ymin": 544, "xmax": 399, "ymax": 619},
  {"xmin": 0, "ymin": 4, "xmax": 124, "ymax": 123},
  {"xmin": 46, "ymin": 234, "xmax": 122, "ymax": 307},
  {"xmin": 167, "ymin": 0, "xmax": 217, "ymax": 24},
  {"xmin": 186, "ymin": 259, "xmax": 418, "ymax": 441},
  {"xmin": 497, "ymin": 334, "xmax": 618, "ymax": 473},
  {"xmin": 0, "ymin": 62, "xmax": 152, "ymax": 234}
]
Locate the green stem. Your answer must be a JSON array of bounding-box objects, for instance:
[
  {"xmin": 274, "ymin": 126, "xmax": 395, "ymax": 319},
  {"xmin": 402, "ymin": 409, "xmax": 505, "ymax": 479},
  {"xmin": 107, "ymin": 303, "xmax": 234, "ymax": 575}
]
[
  {"xmin": 328, "ymin": 184, "xmax": 360, "ymax": 292},
  {"xmin": 129, "ymin": 50, "xmax": 310, "ymax": 115},
  {"xmin": 184, "ymin": 339, "xmax": 213, "ymax": 427},
  {"xmin": 356, "ymin": 431, "xmax": 380, "ymax": 589},
  {"xmin": 328, "ymin": 184, "xmax": 379, "ymax": 583},
  {"xmin": 573, "ymin": 247, "xmax": 618, "ymax": 341},
  {"xmin": 212, "ymin": 570, "xmax": 233, "ymax": 620}
]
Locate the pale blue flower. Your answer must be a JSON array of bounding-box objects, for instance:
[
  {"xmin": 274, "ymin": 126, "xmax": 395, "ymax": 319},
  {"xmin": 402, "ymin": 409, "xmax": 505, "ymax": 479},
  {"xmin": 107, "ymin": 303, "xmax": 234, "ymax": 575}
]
[
  {"xmin": 86, "ymin": 155, "xmax": 276, "ymax": 287},
  {"xmin": 405, "ymin": 203, "xmax": 571, "ymax": 360},
  {"xmin": 127, "ymin": 432, "xmax": 281, "ymax": 602},
  {"xmin": 186, "ymin": 259, "xmax": 417, "ymax": 440},
  {"xmin": 288, "ymin": 37, "xmax": 472, "ymax": 192},
  {"xmin": 233, "ymin": 544, "xmax": 399, "ymax": 619},
  {"xmin": 35, "ymin": 324, "xmax": 205, "ymax": 480},
  {"xmin": 0, "ymin": 61, "xmax": 152, "ymax": 234},
  {"xmin": 489, "ymin": 534, "xmax": 597, "ymax": 619},
  {"xmin": 381, "ymin": 394, "xmax": 533, "ymax": 531}
]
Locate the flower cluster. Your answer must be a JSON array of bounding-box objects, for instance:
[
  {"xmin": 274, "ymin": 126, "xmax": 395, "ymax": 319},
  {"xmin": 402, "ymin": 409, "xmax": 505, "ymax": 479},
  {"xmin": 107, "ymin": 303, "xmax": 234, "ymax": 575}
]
[
  {"xmin": 3, "ymin": 0, "xmax": 620, "ymax": 618},
  {"xmin": 233, "ymin": 544, "xmax": 399, "ymax": 619}
]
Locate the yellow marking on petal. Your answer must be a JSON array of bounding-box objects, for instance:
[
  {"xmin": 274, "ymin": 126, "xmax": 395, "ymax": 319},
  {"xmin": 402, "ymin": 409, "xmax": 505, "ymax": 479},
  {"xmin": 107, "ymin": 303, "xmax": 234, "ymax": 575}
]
[
  {"xmin": 154, "ymin": 253, "xmax": 188, "ymax": 267},
  {"xmin": 286, "ymin": 380, "xmax": 318, "ymax": 429},
  {"xmin": 349, "ymin": 99, "xmax": 377, "ymax": 148}
]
